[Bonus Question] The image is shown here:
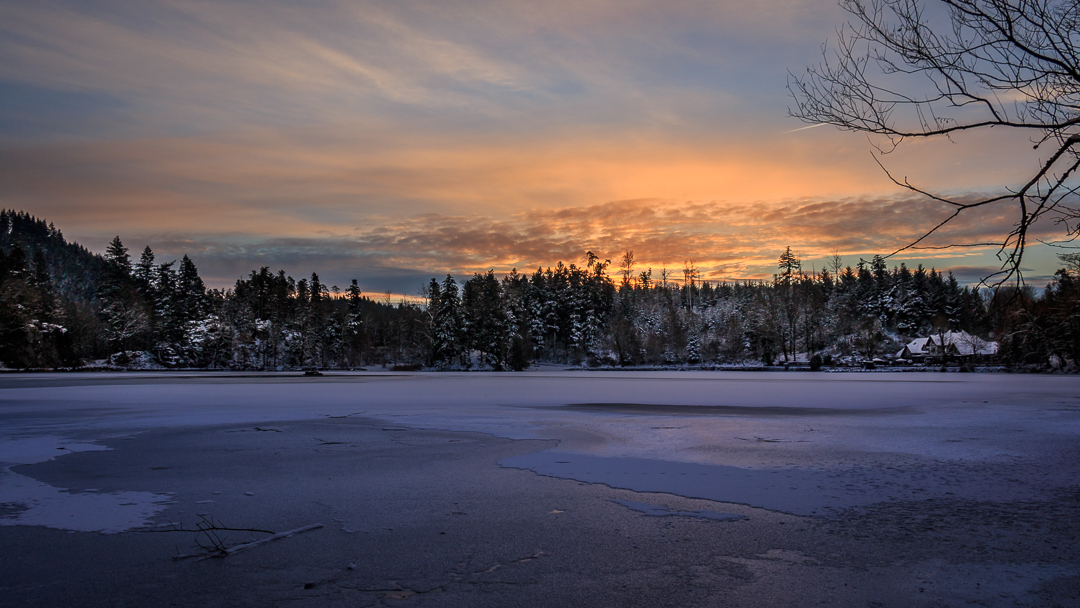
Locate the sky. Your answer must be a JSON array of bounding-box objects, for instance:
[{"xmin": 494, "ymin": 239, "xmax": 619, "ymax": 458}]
[{"xmin": 0, "ymin": 0, "xmax": 1073, "ymax": 295}]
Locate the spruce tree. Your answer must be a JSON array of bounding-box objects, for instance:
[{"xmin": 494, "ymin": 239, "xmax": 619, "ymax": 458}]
[
  {"xmin": 176, "ymin": 255, "xmax": 207, "ymax": 323},
  {"xmin": 100, "ymin": 236, "xmax": 133, "ymax": 300},
  {"xmin": 343, "ymin": 279, "xmax": 364, "ymax": 367},
  {"xmin": 104, "ymin": 236, "xmax": 131, "ymax": 276},
  {"xmin": 778, "ymin": 247, "xmax": 800, "ymax": 282},
  {"xmin": 433, "ymin": 274, "xmax": 463, "ymax": 368},
  {"xmin": 134, "ymin": 247, "xmax": 156, "ymax": 297}
]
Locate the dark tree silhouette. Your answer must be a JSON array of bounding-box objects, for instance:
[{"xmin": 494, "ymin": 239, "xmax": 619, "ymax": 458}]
[
  {"xmin": 789, "ymin": 0, "xmax": 1080, "ymax": 283},
  {"xmin": 104, "ymin": 236, "xmax": 131, "ymax": 276},
  {"xmin": 5, "ymin": 208, "xmax": 1077, "ymax": 371}
]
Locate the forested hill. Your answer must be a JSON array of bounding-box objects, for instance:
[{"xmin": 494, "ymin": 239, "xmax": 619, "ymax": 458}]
[
  {"xmin": 0, "ymin": 209, "xmax": 403, "ymax": 369},
  {"xmin": 1, "ymin": 209, "xmax": 1078, "ymax": 371},
  {"xmin": 1, "ymin": 210, "xmax": 108, "ymax": 301}
]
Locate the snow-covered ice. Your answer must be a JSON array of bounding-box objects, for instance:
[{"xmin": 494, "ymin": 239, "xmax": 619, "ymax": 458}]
[{"xmin": 0, "ymin": 435, "xmax": 172, "ymax": 533}]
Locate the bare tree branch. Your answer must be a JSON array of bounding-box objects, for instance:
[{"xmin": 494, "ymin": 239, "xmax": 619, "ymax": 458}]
[{"xmin": 790, "ymin": 0, "xmax": 1080, "ymax": 284}]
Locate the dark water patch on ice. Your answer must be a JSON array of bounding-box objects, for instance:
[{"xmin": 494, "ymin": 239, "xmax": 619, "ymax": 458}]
[
  {"xmin": 613, "ymin": 499, "xmax": 746, "ymax": 521},
  {"xmin": 501, "ymin": 451, "xmax": 1050, "ymax": 517},
  {"xmin": 552, "ymin": 403, "xmax": 916, "ymax": 417}
]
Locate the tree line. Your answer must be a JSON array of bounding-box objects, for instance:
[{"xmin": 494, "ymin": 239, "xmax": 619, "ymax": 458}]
[{"xmin": 2, "ymin": 210, "xmax": 1078, "ymax": 371}]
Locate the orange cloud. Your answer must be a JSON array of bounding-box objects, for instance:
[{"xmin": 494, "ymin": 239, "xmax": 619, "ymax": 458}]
[
  {"xmin": 83, "ymin": 191, "xmax": 1050, "ymax": 292},
  {"xmin": 0, "ymin": 119, "xmax": 1042, "ymax": 232},
  {"xmin": 2, "ymin": 117, "xmax": 1065, "ymax": 290}
]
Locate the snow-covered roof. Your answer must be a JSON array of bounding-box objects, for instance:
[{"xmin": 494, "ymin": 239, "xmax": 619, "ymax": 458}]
[
  {"xmin": 903, "ymin": 337, "xmax": 931, "ymax": 355},
  {"xmin": 912, "ymin": 331, "xmax": 998, "ymax": 356}
]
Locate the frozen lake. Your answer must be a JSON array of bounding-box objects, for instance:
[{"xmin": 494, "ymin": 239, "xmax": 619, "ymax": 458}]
[
  {"xmin": 3, "ymin": 371, "xmax": 1078, "ymax": 520},
  {"xmin": 1, "ymin": 371, "xmax": 1078, "ymax": 607}
]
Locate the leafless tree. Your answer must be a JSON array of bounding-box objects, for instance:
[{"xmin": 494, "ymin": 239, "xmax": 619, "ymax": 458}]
[
  {"xmin": 620, "ymin": 250, "xmax": 636, "ymax": 287},
  {"xmin": 104, "ymin": 300, "xmax": 148, "ymax": 359},
  {"xmin": 829, "ymin": 249, "xmax": 846, "ymax": 277},
  {"xmin": 683, "ymin": 260, "xmax": 699, "ymax": 310},
  {"xmin": 1060, "ymin": 250, "xmax": 1080, "ymax": 272},
  {"xmin": 790, "ymin": 0, "xmax": 1080, "ymax": 284}
]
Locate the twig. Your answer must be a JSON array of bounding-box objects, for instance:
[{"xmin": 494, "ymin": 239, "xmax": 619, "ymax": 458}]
[
  {"xmin": 173, "ymin": 523, "xmax": 324, "ymax": 561},
  {"xmin": 194, "ymin": 523, "xmax": 324, "ymax": 561}
]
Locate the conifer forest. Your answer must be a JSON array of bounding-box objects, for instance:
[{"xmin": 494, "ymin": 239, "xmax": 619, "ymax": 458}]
[{"xmin": 2, "ymin": 210, "xmax": 1078, "ymax": 372}]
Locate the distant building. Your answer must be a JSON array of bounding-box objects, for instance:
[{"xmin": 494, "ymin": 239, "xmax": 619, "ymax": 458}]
[
  {"xmin": 898, "ymin": 337, "xmax": 931, "ymax": 360},
  {"xmin": 897, "ymin": 331, "xmax": 998, "ymax": 361}
]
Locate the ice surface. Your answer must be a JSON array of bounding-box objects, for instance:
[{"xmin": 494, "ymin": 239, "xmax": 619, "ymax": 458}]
[
  {"xmin": 0, "ymin": 435, "xmax": 172, "ymax": 533},
  {"xmin": 0, "ymin": 435, "xmax": 110, "ymax": 466},
  {"xmin": 612, "ymin": 499, "xmax": 746, "ymax": 520},
  {"xmin": 0, "ymin": 469, "xmax": 172, "ymax": 534},
  {"xmin": 1, "ymin": 371, "xmax": 1078, "ymax": 529},
  {"xmin": 502, "ymin": 450, "xmax": 1048, "ymax": 515}
]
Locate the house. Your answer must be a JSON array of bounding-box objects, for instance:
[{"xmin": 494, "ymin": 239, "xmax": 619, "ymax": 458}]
[
  {"xmin": 897, "ymin": 337, "xmax": 931, "ymax": 359},
  {"xmin": 898, "ymin": 331, "xmax": 998, "ymax": 361}
]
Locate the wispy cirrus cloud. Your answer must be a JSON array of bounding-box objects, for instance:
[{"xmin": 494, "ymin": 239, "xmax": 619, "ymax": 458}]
[{"xmin": 0, "ymin": 0, "xmax": 837, "ymax": 141}]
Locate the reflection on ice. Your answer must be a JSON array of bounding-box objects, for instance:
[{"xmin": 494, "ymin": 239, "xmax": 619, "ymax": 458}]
[
  {"xmin": 502, "ymin": 450, "xmax": 1044, "ymax": 516},
  {"xmin": 503, "ymin": 451, "xmax": 840, "ymax": 515}
]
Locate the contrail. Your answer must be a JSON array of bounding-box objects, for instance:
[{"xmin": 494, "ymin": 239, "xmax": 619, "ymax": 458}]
[{"xmin": 782, "ymin": 123, "xmax": 828, "ymax": 134}]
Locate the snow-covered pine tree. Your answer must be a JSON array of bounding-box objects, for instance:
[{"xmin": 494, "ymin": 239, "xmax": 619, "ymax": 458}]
[{"xmin": 434, "ymin": 274, "xmax": 464, "ymax": 368}]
